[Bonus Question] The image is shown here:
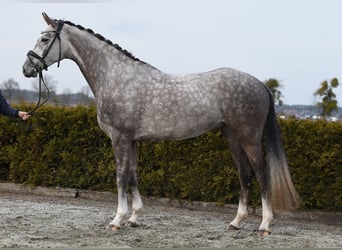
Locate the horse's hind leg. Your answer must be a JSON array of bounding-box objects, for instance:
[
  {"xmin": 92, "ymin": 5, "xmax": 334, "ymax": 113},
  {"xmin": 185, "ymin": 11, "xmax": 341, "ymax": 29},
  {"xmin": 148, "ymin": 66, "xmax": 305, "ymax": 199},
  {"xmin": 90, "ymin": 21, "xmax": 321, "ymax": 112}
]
[
  {"xmin": 241, "ymin": 142, "xmax": 273, "ymax": 236},
  {"xmin": 221, "ymin": 127, "xmax": 254, "ymax": 230}
]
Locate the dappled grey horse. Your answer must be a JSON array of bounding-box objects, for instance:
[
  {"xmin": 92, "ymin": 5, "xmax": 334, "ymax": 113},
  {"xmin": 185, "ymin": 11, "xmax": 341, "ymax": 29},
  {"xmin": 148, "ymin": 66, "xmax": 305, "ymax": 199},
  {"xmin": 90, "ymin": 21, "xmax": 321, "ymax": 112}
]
[{"xmin": 23, "ymin": 13, "xmax": 299, "ymax": 236}]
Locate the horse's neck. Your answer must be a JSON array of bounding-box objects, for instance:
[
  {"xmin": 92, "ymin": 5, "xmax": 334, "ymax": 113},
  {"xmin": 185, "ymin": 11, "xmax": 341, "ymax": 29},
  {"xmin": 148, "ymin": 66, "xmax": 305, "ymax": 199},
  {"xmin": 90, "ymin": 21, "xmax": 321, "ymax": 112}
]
[{"xmin": 65, "ymin": 28, "xmax": 136, "ymax": 97}]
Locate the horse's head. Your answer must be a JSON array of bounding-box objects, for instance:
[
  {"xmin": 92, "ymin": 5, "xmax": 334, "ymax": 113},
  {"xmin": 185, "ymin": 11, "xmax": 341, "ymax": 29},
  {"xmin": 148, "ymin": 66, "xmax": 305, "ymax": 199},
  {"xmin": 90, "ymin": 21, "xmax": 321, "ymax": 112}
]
[{"xmin": 23, "ymin": 13, "xmax": 66, "ymax": 78}]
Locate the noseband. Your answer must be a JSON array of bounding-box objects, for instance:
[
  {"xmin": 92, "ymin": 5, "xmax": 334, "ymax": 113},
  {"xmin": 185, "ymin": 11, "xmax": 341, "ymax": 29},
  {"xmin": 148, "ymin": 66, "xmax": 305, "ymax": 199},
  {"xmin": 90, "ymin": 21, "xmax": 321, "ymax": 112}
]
[{"xmin": 26, "ymin": 20, "xmax": 64, "ymax": 115}]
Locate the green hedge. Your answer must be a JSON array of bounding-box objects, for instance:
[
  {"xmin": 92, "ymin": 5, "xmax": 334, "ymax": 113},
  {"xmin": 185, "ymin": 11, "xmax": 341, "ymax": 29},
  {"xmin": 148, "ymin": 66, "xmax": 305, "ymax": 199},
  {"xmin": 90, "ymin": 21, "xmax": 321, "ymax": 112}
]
[
  {"xmin": 0, "ymin": 105, "xmax": 115, "ymax": 191},
  {"xmin": 0, "ymin": 104, "xmax": 341, "ymax": 211}
]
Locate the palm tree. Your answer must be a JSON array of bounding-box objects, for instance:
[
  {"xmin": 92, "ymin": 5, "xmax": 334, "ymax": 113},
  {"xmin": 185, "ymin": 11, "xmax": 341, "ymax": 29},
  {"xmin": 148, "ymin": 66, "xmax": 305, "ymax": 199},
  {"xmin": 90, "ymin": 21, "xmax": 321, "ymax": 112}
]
[
  {"xmin": 314, "ymin": 78, "xmax": 339, "ymax": 118},
  {"xmin": 264, "ymin": 78, "xmax": 284, "ymax": 106}
]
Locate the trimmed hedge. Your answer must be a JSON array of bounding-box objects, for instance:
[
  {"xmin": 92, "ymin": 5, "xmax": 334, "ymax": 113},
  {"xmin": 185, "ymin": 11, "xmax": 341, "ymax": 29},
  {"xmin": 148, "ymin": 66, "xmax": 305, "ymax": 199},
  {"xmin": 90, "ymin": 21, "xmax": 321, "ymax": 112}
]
[
  {"xmin": 0, "ymin": 104, "xmax": 341, "ymax": 211},
  {"xmin": 0, "ymin": 105, "xmax": 115, "ymax": 191}
]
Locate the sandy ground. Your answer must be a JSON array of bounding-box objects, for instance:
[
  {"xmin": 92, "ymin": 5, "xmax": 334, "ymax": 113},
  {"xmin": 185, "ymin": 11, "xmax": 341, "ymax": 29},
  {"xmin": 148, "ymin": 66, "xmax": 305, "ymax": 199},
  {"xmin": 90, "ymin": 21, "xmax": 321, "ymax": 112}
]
[{"xmin": 0, "ymin": 189, "xmax": 341, "ymax": 248}]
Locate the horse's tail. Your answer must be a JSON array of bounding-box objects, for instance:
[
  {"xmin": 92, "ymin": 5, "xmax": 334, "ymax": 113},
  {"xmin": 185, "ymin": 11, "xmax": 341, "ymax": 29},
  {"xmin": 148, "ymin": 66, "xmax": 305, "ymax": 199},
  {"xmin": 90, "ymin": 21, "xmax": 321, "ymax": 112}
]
[{"xmin": 264, "ymin": 89, "xmax": 300, "ymax": 210}]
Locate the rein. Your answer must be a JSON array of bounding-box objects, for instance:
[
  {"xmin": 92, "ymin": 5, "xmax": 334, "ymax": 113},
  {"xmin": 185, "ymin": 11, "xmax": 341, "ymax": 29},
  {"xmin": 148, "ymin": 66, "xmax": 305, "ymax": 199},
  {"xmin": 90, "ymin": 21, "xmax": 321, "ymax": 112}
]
[
  {"xmin": 26, "ymin": 20, "xmax": 64, "ymax": 115},
  {"xmin": 27, "ymin": 71, "xmax": 50, "ymax": 115}
]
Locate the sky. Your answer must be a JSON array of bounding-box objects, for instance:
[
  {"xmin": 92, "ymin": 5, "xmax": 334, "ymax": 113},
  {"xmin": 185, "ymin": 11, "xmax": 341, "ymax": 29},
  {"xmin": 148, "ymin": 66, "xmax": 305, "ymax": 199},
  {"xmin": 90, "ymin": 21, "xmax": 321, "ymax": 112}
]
[{"xmin": 1, "ymin": 0, "xmax": 342, "ymax": 105}]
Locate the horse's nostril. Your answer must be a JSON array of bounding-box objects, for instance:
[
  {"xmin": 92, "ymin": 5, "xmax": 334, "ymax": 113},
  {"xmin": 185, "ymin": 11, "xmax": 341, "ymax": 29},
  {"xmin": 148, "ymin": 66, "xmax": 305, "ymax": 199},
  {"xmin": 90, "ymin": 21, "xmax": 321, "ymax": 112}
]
[
  {"xmin": 23, "ymin": 66, "xmax": 30, "ymax": 77},
  {"xmin": 23, "ymin": 65, "xmax": 36, "ymax": 77}
]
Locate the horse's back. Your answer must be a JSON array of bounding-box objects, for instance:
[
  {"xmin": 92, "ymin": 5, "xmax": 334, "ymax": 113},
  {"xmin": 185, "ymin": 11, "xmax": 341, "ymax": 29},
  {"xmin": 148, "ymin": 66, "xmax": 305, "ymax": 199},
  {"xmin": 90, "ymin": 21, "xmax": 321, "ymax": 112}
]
[{"xmin": 171, "ymin": 67, "xmax": 270, "ymax": 124}]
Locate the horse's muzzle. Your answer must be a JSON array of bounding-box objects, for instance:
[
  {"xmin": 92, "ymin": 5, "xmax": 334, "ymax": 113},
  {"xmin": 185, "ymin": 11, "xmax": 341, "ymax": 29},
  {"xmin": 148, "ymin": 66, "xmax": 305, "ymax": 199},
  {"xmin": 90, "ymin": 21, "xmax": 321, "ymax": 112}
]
[
  {"xmin": 23, "ymin": 63, "xmax": 38, "ymax": 78},
  {"xmin": 23, "ymin": 66, "xmax": 38, "ymax": 78}
]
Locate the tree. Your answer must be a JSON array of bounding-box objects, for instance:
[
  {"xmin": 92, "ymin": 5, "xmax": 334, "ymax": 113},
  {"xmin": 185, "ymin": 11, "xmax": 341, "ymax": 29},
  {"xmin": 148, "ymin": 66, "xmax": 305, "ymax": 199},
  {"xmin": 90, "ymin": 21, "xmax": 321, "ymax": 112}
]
[
  {"xmin": 314, "ymin": 78, "xmax": 339, "ymax": 118},
  {"xmin": 61, "ymin": 88, "xmax": 72, "ymax": 105},
  {"xmin": 78, "ymin": 85, "xmax": 95, "ymax": 105},
  {"xmin": 80, "ymin": 85, "xmax": 93, "ymax": 99},
  {"xmin": 31, "ymin": 74, "xmax": 57, "ymax": 103},
  {"xmin": 1, "ymin": 78, "xmax": 20, "ymax": 102},
  {"xmin": 264, "ymin": 78, "xmax": 284, "ymax": 106}
]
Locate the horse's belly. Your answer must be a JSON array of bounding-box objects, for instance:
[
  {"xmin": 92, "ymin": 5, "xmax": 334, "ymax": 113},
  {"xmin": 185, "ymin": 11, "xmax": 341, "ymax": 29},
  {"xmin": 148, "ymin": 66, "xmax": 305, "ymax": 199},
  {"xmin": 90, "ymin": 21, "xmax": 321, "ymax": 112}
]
[{"xmin": 135, "ymin": 112, "xmax": 222, "ymax": 141}]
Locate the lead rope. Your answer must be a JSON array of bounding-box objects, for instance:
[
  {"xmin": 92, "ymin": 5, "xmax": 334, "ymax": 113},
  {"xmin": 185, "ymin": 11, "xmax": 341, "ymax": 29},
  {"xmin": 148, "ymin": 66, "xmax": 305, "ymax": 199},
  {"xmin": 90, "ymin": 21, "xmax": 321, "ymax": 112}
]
[{"xmin": 27, "ymin": 71, "xmax": 50, "ymax": 115}]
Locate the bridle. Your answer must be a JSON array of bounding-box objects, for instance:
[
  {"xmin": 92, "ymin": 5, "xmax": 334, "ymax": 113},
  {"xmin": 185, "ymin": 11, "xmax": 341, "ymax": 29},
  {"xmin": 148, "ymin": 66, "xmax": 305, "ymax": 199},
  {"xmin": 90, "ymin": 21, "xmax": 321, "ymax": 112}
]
[
  {"xmin": 26, "ymin": 20, "xmax": 64, "ymax": 115},
  {"xmin": 27, "ymin": 20, "xmax": 64, "ymax": 72}
]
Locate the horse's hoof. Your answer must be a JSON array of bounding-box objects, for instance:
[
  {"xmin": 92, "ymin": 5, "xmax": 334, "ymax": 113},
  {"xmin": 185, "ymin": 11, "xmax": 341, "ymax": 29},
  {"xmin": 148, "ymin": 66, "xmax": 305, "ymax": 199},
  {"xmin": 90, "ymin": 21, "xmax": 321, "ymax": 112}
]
[
  {"xmin": 111, "ymin": 225, "xmax": 121, "ymax": 231},
  {"xmin": 257, "ymin": 230, "xmax": 271, "ymax": 237},
  {"xmin": 107, "ymin": 224, "xmax": 121, "ymax": 231},
  {"xmin": 125, "ymin": 221, "xmax": 138, "ymax": 228},
  {"xmin": 227, "ymin": 224, "xmax": 240, "ymax": 231}
]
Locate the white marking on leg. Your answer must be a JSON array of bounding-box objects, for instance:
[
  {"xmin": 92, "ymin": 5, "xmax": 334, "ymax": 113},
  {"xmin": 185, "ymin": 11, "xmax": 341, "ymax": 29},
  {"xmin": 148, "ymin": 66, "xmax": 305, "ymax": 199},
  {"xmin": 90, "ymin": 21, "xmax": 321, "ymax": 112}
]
[
  {"xmin": 128, "ymin": 187, "xmax": 143, "ymax": 225},
  {"xmin": 229, "ymin": 198, "xmax": 248, "ymax": 229},
  {"xmin": 109, "ymin": 187, "xmax": 128, "ymax": 228},
  {"xmin": 259, "ymin": 197, "xmax": 273, "ymax": 232}
]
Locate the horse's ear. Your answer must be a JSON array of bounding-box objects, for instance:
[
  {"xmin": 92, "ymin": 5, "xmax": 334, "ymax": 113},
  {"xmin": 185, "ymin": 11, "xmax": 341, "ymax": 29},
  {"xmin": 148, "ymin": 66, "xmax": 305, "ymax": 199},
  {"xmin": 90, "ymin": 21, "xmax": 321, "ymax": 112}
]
[{"xmin": 42, "ymin": 12, "xmax": 58, "ymax": 28}]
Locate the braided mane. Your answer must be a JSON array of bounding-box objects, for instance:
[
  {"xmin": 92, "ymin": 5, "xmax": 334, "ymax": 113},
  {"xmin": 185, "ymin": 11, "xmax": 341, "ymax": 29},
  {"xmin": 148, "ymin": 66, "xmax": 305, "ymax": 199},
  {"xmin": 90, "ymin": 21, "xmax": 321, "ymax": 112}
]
[{"xmin": 63, "ymin": 20, "xmax": 145, "ymax": 64}]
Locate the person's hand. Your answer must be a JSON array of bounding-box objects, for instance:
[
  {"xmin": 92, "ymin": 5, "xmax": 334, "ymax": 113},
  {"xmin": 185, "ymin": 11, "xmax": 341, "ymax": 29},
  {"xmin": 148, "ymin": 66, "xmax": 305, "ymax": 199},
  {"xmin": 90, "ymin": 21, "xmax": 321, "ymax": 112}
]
[{"xmin": 18, "ymin": 111, "xmax": 31, "ymax": 120}]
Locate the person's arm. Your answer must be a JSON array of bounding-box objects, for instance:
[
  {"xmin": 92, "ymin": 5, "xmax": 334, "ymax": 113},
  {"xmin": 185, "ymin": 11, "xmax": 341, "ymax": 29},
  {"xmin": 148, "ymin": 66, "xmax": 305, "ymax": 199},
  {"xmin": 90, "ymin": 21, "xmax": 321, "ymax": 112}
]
[
  {"xmin": 0, "ymin": 90, "xmax": 30, "ymax": 120},
  {"xmin": 0, "ymin": 90, "xmax": 19, "ymax": 118}
]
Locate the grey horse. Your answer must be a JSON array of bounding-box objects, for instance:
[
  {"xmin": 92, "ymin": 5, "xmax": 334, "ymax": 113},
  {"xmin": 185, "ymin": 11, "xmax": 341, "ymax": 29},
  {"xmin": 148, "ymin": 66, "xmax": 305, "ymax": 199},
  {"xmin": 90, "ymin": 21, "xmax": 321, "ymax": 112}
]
[{"xmin": 23, "ymin": 13, "xmax": 299, "ymax": 236}]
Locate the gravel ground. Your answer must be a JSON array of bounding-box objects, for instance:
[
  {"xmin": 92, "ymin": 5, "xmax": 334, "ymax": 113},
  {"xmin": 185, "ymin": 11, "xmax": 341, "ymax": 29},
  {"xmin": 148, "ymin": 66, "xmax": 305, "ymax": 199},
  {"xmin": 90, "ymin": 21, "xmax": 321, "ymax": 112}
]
[{"xmin": 0, "ymin": 189, "xmax": 341, "ymax": 248}]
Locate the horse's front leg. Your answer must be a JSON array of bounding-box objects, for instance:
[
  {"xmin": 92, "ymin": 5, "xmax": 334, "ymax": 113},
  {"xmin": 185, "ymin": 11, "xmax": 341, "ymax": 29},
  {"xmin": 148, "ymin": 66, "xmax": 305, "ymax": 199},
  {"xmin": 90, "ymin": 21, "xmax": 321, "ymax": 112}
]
[
  {"xmin": 107, "ymin": 135, "xmax": 132, "ymax": 230},
  {"xmin": 108, "ymin": 136, "xmax": 143, "ymax": 230},
  {"xmin": 126, "ymin": 141, "xmax": 143, "ymax": 227}
]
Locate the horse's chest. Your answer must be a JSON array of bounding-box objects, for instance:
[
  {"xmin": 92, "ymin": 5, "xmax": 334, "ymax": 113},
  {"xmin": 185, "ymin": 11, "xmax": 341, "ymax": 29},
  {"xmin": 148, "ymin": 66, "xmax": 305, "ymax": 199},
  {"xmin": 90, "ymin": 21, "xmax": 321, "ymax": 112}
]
[{"xmin": 96, "ymin": 99, "xmax": 139, "ymax": 136}]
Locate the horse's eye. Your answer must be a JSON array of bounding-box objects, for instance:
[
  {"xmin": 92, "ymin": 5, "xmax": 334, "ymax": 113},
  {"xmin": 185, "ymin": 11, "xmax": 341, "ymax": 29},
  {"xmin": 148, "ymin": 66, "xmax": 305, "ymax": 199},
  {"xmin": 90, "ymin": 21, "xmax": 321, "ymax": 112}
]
[{"xmin": 41, "ymin": 37, "xmax": 49, "ymax": 43}]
